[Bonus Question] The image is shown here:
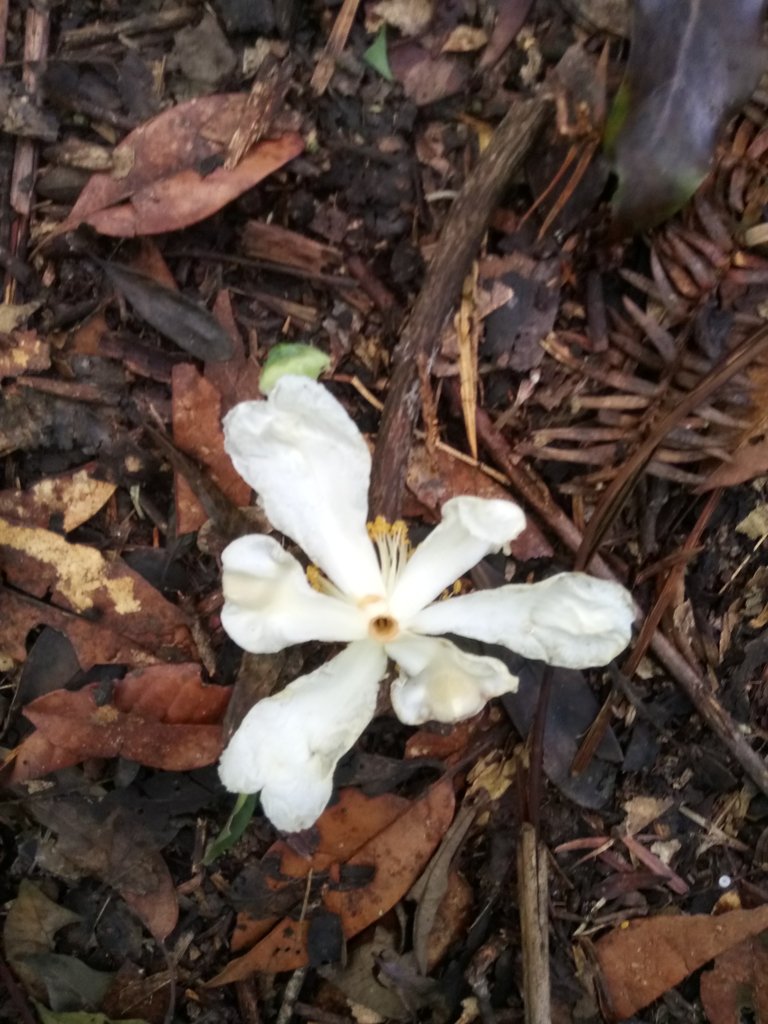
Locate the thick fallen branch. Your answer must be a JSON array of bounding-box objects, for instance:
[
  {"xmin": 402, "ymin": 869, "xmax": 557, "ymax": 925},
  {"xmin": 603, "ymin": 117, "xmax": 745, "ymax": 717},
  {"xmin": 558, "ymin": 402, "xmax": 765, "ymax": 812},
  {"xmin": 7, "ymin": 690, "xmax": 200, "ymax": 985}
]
[{"xmin": 369, "ymin": 95, "xmax": 551, "ymax": 519}]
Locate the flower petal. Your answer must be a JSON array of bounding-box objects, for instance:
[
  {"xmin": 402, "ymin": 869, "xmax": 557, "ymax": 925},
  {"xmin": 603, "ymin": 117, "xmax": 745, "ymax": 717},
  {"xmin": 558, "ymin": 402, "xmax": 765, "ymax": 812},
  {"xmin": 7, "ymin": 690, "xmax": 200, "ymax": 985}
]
[
  {"xmin": 410, "ymin": 573, "xmax": 635, "ymax": 669},
  {"xmin": 223, "ymin": 376, "xmax": 383, "ymax": 598},
  {"xmin": 390, "ymin": 497, "xmax": 526, "ymax": 620},
  {"xmin": 218, "ymin": 641, "xmax": 387, "ymax": 831},
  {"xmin": 387, "ymin": 633, "xmax": 517, "ymax": 725},
  {"xmin": 221, "ymin": 535, "xmax": 367, "ymax": 653}
]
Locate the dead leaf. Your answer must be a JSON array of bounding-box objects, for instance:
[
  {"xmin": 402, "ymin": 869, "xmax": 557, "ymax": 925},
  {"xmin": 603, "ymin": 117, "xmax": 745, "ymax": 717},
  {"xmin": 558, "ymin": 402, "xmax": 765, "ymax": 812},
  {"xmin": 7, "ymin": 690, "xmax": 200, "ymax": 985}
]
[
  {"xmin": 12, "ymin": 664, "xmax": 231, "ymax": 781},
  {"xmin": 230, "ymin": 788, "xmax": 411, "ymax": 953},
  {"xmin": 209, "ymin": 780, "xmax": 455, "ymax": 983},
  {"xmin": 0, "ymin": 517, "xmax": 194, "ymax": 666},
  {"xmin": 172, "ymin": 363, "xmax": 252, "ymax": 533},
  {"xmin": 702, "ymin": 439, "xmax": 768, "ymax": 490},
  {"xmin": 593, "ymin": 905, "xmax": 768, "ymax": 1020},
  {"xmin": 203, "ymin": 290, "xmax": 263, "ymax": 414},
  {"xmin": 441, "ymin": 25, "xmax": 488, "ymax": 53},
  {"xmin": 0, "ymin": 331, "xmax": 50, "ymax": 377},
  {"xmin": 411, "ymin": 803, "xmax": 476, "ymax": 973},
  {"xmin": 99, "ymin": 260, "xmax": 236, "ymax": 363},
  {"xmin": 371, "ymin": 0, "xmax": 434, "ymax": 36},
  {"xmin": 59, "ymin": 94, "xmax": 303, "ymax": 237},
  {"xmin": 0, "ymin": 464, "xmax": 115, "ymax": 532},
  {"xmin": 3, "ymin": 880, "xmax": 81, "ymax": 997},
  {"xmin": 389, "ymin": 42, "xmax": 468, "ymax": 106},
  {"xmin": 479, "ymin": 0, "xmax": 534, "ymax": 70},
  {"xmin": 27, "ymin": 795, "xmax": 179, "ymax": 942},
  {"xmin": 406, "ymin": 444, "xmax": 553, "ymax": 559},
  {"xmin": 700, "ymin": 933, "xmax": 768, "ymax": 1024}
]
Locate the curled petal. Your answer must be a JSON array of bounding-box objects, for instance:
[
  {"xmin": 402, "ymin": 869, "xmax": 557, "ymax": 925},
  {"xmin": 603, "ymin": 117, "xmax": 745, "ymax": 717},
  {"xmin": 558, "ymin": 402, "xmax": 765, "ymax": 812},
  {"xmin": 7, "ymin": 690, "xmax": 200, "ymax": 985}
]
[
  {"xmin": 221, "ymin": 535, "xmax": 367, "ymax": 653},
  {"xmin": 224, "ymin": 377, "xmax": 383, "ymax": 599},
  {"xmin": 411, "ymin": 573, "xmax": 635, "ymax": 669},
  {"xmin": 390, "ymin": 497, "xmax": 526, "ymax": 621},
  {"xmin": 218, "ymin": 641, "xmax": 387, "ymax": 831},
  {"xmin": 387, "ymin": 633, "xmax": 517, "ymax": 726}
]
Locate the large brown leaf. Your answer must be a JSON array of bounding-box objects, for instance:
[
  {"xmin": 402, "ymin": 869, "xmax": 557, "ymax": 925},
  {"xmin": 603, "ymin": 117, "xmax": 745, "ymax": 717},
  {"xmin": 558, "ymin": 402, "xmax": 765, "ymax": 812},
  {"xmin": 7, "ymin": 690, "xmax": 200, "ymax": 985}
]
[
  {"xmin": 208, "ymin": 780, "xmax": 456, "ymax": 984},
  {"xmin": 593, "ymin": 905, "xmax": 768, "ymax": 1019},
  {"xmin": 59, "ymin": 94, "xmax": 303, "ymax": 237},
  {"xmin": 11, "ymin": 664, "xmax": 231, "ymax": 781},
  {"xmin": 0, "ymin": 517, "xmax": 194, "ymax": 668}
]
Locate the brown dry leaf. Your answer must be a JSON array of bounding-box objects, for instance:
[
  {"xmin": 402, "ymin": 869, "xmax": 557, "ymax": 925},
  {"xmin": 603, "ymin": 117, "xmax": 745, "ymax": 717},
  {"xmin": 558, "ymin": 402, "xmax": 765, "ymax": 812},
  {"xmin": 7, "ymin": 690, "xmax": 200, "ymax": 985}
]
[
  {"xmin": 389, "ymin": 42, "xmax": 468, "ymax": 106},
  {"xmin": 0, "ymin": 517, "xmax": 194, "ymax": 667},
  {"xmin": 28, "ymin": 795, "xmax": 179, "ymax": 942},
  {"xmin": 11, "ymin": 664, "xmax": 231, "ymax": 782},
  {"xmin": 406, "ymin": 443, "xmax": 553, "ymax": 559},
  {"xmin": 479, "ymin": 0, "xmax": 533, "ymax": 69},
  {"xmin": 203, "ymin": 290, "xmax": 262, "ymax": 414},
  {"xmin": 172, "ymin": 363, "xmax": 252, "ymax": 533},
  {"xmin": 700, "ymin": 932, "xmax": 768, "ymax": 1024},
  {"xmin": 0, "ymin": 331, "xmax": 50, "ymax": 378},
  {"xmin": 0, "ymin": 463, "xmax": 115, "ymax": 532},
  {"xmin": 411, "ymin": 803, "xmax": 477, "ymax": 973},
  {"xmin": 230, "ymin": 787, "xmax": 411, "ymax": 953},
  {"xmin": 702, "ymin": 438, "xmax": 768, "ymax": 489},
  {"xmin": 209, "ymin": 780, "xmax": 455, "ymax": 984},
  {"xmin": 593, "ymin": 905, "xmax": 768, "ymax": 1020},
  {"xmin": 58, "ymin": 94, "xmax": 303, "ymax": 237},
  {"xmin": 441, "ymin": 25, "xmax": 488, "ymax": 52},
  {"xmin": 424, "ymin": 870, "xmax": 474, "ymax": 971},
  {"xmin": 371, "ymin": 0, "xmax": 434, "ymax": 36}
]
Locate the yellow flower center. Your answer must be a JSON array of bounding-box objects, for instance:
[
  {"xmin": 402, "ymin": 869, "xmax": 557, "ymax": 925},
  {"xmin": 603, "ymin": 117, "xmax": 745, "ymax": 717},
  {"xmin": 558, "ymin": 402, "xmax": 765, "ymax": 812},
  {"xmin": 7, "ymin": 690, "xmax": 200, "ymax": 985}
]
[{"xmin": 306, "ymin": 518, "xmax": 413, "ymax": 643}]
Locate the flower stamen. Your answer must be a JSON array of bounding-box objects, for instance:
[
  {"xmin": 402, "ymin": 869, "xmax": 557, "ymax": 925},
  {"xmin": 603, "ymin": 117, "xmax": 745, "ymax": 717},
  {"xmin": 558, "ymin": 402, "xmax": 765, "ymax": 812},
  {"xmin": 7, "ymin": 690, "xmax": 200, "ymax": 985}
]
[
  {"xmin": 306, "ymin": 563, "xmax": 345, "ymax": 599},
  {"xmin": 367, "ymin": 516, "xmax": 411, "ymax": 593}
]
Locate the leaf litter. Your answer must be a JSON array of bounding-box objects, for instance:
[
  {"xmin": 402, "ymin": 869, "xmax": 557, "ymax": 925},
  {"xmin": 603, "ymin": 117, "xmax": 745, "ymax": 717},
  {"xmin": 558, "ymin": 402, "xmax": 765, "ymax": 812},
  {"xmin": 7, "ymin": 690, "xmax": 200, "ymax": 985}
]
[{"xmin": 4, "ymin": 1, "xmax": 768, "ymax": 1022}]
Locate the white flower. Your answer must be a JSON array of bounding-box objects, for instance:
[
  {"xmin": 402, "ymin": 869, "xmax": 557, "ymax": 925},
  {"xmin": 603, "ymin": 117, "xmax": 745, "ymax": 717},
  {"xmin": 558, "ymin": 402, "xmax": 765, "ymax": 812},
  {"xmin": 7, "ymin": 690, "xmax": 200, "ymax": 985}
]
[{"xmin": 218, "ymin": 376, "xmax": 635, "ymax": 832}]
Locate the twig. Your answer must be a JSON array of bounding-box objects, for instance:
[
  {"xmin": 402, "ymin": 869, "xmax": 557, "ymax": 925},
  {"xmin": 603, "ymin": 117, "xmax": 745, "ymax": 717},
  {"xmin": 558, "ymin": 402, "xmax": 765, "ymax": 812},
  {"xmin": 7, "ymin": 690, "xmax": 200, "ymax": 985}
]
[
  {"xmin": 517, "ymin": 824, "xmax": 551, "ymax": 1024},
  {"xmin": 59, "ymin": 6, "xmax": 198, "ymax": 48},
  {"xmin": 310, "ymin": 0, "xmax": 361, "ymax": 95},
  {"xmin": 276, "ymin": 967, "xmax": 308, "ymax": 1024},
  {"xmin": 369, "ymin": 95, "xmax": 551, "ymax": 520}
]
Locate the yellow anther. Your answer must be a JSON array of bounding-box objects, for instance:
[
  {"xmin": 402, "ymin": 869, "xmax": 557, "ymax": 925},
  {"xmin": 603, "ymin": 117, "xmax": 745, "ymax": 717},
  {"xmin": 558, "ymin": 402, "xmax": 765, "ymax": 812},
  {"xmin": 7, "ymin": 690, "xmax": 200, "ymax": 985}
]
[
  {"xmin": 367, "ymin": 516, "xmax": 390, "ymax": 541},
  {"xmin": 306, "ymin": 564, "xmax": 324, "ymax": 592}
]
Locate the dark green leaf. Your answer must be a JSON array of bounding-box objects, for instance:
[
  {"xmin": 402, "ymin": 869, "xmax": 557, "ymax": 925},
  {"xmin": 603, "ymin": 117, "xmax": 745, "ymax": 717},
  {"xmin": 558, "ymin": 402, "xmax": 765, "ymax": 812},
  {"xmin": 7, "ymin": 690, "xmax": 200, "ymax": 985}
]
[
  {"xmin": 98, "ymin": 260, "xmax": 235, "ymax": 363},
  {"xmin": 609, "ymin": 0, "xmax": 767, "ymax": 232}
]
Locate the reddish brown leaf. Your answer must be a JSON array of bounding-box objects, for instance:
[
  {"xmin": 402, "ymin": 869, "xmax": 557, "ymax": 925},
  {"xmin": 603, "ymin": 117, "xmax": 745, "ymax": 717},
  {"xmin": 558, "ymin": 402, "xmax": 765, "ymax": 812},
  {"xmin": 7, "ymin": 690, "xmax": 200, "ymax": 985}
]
[
  {"xmin": 0, "ymin": 588, "xmax": 177, "ymax": 671},
  {"xmin": 59, "ymin": 94, "xmax": 303, "ymax": 237},
  {"xmin": 208, "ymin": 780, "xmax": 455, "ymax": 983},
  {"xmin": 593, "ymin": 906, "xmax": 768, "ymax": 1020},
  {"xmin": 0, "ymin": 463, "xmax": 115, "ymax": 532},
  {"xmin": 231, "ymin": 787, "xmax": 411, "ymax": 953},
  {"xmin": 11, "ymin": 664, "xmax": 231, "ymax": 781},
  {"xmin": 701, "ymin": 438, "xmax": 768, "ymax": 490},
  {"xmin": 0, "ymin": 517, "xmax": 194, "ymax": 667},
  {"xmin": 406, "ymin": 444, "xmax": 553, "ymax": 559},
  {"xmin": 172, "ymin": 363, "xmax": 252, "ymax": 533},
  {"xmin": 203, "ymin": 290, "xmax": 262, "ymax": 413},
  {"xmin": 700, "ymin": 932, "xmax": 768, "ymax": 1024},
  {"xmin": 0, "ymin": 330, "xmax": 50, "ymax": 377}
]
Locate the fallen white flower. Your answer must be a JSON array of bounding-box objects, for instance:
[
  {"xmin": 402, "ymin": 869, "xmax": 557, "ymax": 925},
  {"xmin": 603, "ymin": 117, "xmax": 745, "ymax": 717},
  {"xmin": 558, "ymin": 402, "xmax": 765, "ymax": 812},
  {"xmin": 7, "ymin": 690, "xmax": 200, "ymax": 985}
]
[{"xmin": 218, "ymin": 376, "xmax": 635, "ymax": 832}]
